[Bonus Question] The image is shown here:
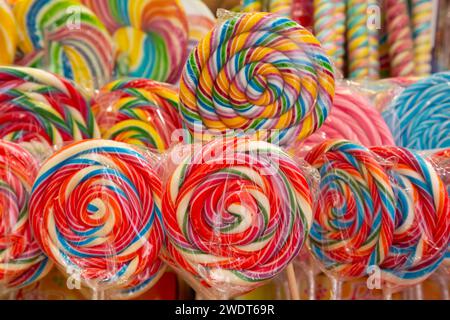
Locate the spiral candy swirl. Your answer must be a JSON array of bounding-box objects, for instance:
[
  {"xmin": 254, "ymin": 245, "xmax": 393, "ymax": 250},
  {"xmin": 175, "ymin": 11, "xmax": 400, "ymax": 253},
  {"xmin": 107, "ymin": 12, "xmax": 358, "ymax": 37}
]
[
  {"xmin": 162, "ymin": 137, "xmax": 313, "ymax": 297},
  {"xmin": 92, "ymin": 79, "xmax": 188, "ymax": 151},
  {"xmin": 82, "ymin": 0, "xmax": 188, "ymax": 84},
  {"xmin": 0, "ymin": 0, "xmax": 17, "ymax": 65},
  {"xmin": 305, "ymin": 140, "xmax": 396, "ymax": 279},
  {"xmin": 371, "ymin": 146, "xmax": 450, "ymax": 285},
  {"xmin": 179, "ymin": 12, "xmax": 335, "ymax": 146},
  {"xmin": 13, "ymin": 0, "xmax": 114, "ymax": 91},
  {"xmin": 0, "ymin": 141, "xmax": 52, "ymax": 290},
  {"xmin": 383, "ymin": 71, "xmax": 450, "ymax": 150},
  {"xmin": 29, "ymin": 140, "xmax": 165, "ymax": 299},
  {"xmin": 0, "ymin": 66, "xmax": 99, "ymax": 149}
]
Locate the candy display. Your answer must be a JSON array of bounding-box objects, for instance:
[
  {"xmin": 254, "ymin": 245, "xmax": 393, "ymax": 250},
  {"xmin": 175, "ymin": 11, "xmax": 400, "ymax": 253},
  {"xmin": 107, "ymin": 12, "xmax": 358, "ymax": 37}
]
[
  {"xmin": 0, "ymin": 0, "xmax": 17, "ymax": 65},
  {"xmin": 28, "ymin": 140, "xmax": 165, "ymax": 299},
  {"xmin": 82, "ymin": 0, "xmax": 189, "ymax": 84},
  {"xmin": 383, "ymin": 71, "xmax": 450, "ymax": 150},
  {"xmin": 179, "ymin": 12, "xmax": 335, "ymax": 146},
  {"xmin": 13, "ymin": 0, "xmax": 114, "ymax": 91},
  {"xmin": 92, "ymin": 79, "xmax": 189, "ymax": 151},
  {"xmin": 305, "ymin": 140, "xmax": 396, "ymax": 279},
  {"xmin": 0, "ymin": 141, "xmax": 52, "ymax": 293},
  {"xmin": 0, "ymin": 66, "xmax": 99, "ymax": 149},
  {"xmin": 162, "ymin": 137, "xmax": 314, "ymax": 298}
]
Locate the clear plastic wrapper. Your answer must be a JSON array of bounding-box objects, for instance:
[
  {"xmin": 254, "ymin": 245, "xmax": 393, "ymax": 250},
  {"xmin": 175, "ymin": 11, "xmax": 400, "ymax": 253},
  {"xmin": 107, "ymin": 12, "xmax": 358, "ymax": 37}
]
[
  {"xmin": 28, "ymin": 139, "xmax": 166, "ymax": 300},
  {"xmin": 304, "ymin": 140, "xmax": 450, "ymax": 298},
  {"xmin": 91, "ymin": 78, "xmax": 191, "ymax": 152},
  {"xmin": 178, "ymin": 10, "xmax": 335, "ymax": 146},
  {"xmin": 0, "ymin": 140, "xmax": 52, "ymax": 297},
  {"xmin": 160, "ymin": 136, "xmax": 318, "ymax": 299}
]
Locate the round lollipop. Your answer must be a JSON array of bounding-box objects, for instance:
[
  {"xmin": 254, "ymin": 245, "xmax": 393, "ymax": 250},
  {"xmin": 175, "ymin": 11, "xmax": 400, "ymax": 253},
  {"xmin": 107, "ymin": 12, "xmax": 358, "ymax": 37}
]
[
  {"xmin": 370, "ymin": 146, "xmax": 450, "ymax": 286},
  {"xmin": 13, "ymin": 0, "xmax": 114, "ymax": 91},
  {"xmin": 383, "ymin": 71, "xmax": 450, "ymax": 150},
  {"xmin": 0, "ymin": 141, "xmax": 52, "ymax": 291},
  {"xmin": 162, "ymin": 137, "xmax": 313, "ymax": 298},
  {"xmin": 305, "ymin": 140, "xmax": 396, "ymax": 279},
  {"xmin": 0, "ymin": 0, "xmax": 17, "ymax": 65},
  {"xmin": 0, "ymin": 66, "xmax": 99, "ymax": 149},
  {"xmin": 179, "ymin": 12, "xmax": 335, "ymax": 146},
  {"xmin": 92, "ymin": 79, "xmax": 189, "ymax": 151},
  {"xmin": 82, "ymin": 0, "xmax": 188, "ymax": 84},
  {"xmin": 297, "ymin": 86, "xmax": 395, "ymax": 156},
  {"xmin": 29, "ymin": 139, "xmax": 165, "ymax": 299}
]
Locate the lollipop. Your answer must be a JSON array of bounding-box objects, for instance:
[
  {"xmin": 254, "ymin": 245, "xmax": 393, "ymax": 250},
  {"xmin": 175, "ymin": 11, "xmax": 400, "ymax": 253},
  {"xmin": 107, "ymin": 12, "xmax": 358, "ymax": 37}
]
[
  {"xmin": 179, "ymin": 12, "xmax": 335, "ymax": 146},
  {"xmin": 162, "ymin": 137, "xmax": 313, "ymax": 298},
  {"xmin": 180, "ymin": 0, "xmax": 215, "ymax": 59},
  {"xmin": 0, "ymin": 0, "xmax": 17, "ymax": 65},
  {"xmin": 13, "ymin": 0, "xmax": 114, "ymax": 91},
  {"xmin": 0, "ymin": 66, "xmax": 99, "ymax": 149},
  {"xmin": 411, "ymin": 0, "xmax": 433, "ymax": 76},
  {"xmin": 382, "ymin": 71, "xmax": 450, "ymax": 150},
  {"xmin": 28, "ymin": 139, "xmax": 165, "ymax": 299},
  {"xmin": 82, "ymin": 0, "xmax": 188, "ymax": 84},
  {"xmin": 92, "ymin": 79, "xmax": 189, "ymax": 151},
  {"xmin": 370, "ymin": 146, "xmax": 450, "ymax": 285},
  {"xmin": 0, "ymin": 141, "xmax": 52, "ymax": 291},
  {"xmin": 305, "ymin": 140, "xmax": 396, "ymax": 279},
  {"xmin": 385, "ymin": 0, "xmax": 415, "ymax": 76},
  {"xmin": 298, "ymin": 86, "xmax": 395, "ymax": 155}
]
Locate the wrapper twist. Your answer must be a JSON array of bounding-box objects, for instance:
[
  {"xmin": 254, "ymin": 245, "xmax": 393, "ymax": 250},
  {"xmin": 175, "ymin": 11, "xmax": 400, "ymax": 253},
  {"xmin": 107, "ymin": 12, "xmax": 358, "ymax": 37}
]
[
  {"xmin": 305, "ymin": 140, "xmax": 396, "ymax": 279},
  {"xmin": 162, "ymin": 137, "xmax": 313, "ymax": 297},
  {"xmin": 13, "ymin": 0, "xmax": 114, "ymax": 91},
  {"xmin": 382, "ymin": 71, "xmax": 450, "ymax": 150},
  {"xmin": 0, "ymin": 0, "xmax": 17, "ymax": 65},
  {"xmin": 0, "ymin": 66, "xmax": 99, "ymax": 149},
  {"xmin": 179, "ymin": 12, "xmax": 335, "ymax": 146},
  {"xmin": 29, "ymin": 139, "xmax": 165, "ymax": 299},
  {"xmin": 371, "ymin": 146, "xmax": 450, "ymax": 286},
  {"xmin": 82, "ymin": 0, "xmax": 188, "ymax": 84},
  {"xmin": 92, "ymin": 79, "xmax": 189, "ymax": 151},
  {"xmin": 0, "ymin": 141, "xmax": 52, "ymax": 291}
]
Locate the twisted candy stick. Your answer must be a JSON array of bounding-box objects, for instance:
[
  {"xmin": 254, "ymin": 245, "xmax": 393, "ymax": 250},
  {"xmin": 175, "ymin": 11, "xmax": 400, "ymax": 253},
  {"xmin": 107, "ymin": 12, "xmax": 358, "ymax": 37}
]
[
  {"xmin": 385, "ymin": 0, "xmax": 415, "ymax": 76},
  {"xmin": 242, "ymin": 0, "xmax": 292, "ymax": 16},
  {"xmin": 0, "ymin": 141, "xmax": 52, "ymax": 291},
  {"xmin": 29, "ymin": 140, "xmax": 165, "ymax": 299},
  {"xmin": 313, "ymin": 0, "xmax": 337, "ymax": 69},
  {"xmin": 299, "ymin": 86, "xmax": 395, "ymax": 155},
  {"xmin": 162, "ymin": 137, "xmax": 313, "ymax": 297},
  {"xmin": 180, "ymin": 0, "xmax": 215, "ymax": 59},
  {"xmin": 0, "ymin": 66, "xmax": 99, "ymax": 148},
  {"xmin": 82, "ymin": 0, "xmax": 188, "ymax": 84},
  {"xmin": 179, "ymin": 12, "xmax": 335, "ymax": 146},
  {"xmin": 0, "ymin": 0, "xmax": 17, "ymax": 65},
  {"xmin": 334, "ymin": 0, "xmax": 346, "ymax": 73},
  {"xmin": 92, "ymin": 79, "xmax": 189, "ymax": 151},
  {"xmin": 411, "ymin": 0, "xmax": 433, "ymax": 76},
  {"xmin": 383, "ymin": 71, "xmax": 450, "ymax": 150},
  {"xmin": 13, "ymin": 0, "xmax": 114, "ymax": 91},
  {"xmin": 371, "ymin": 146, "xmax": 450, "ymax": 286},
  {"xmin": 305, "ymin": 140, "xmax": 396, "ymax": 279}
]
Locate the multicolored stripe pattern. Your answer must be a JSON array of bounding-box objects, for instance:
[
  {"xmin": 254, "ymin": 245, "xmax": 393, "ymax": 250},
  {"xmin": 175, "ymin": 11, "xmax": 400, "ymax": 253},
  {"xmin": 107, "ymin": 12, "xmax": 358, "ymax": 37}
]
[
  {"xmin": 162, "ymin": 137, "xmax": 313, "ymax": 297},
  {"xmin": 29, "ymin": 139, "xmax": 165, "ymax": 299},
  {"xmin": 179, "ymin": 12, "xmax": 335, "ymax": 146},
  {"xmin": 0, "ymin": 141, "xmax": 53, "ymax": 290},
  {"xmin": 411, "ymin": 0, "xmax": 433, "ymax": 76}
]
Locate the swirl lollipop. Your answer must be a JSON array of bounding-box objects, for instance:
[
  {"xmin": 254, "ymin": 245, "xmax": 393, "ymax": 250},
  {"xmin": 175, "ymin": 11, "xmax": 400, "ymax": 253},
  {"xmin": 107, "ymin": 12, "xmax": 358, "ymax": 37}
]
[
  {"xmin": 383, "ymin": 71, "xmax": 450, "ymax": 150},
  {"xmin": 13, "ymin": 0, "xmax": 114, "ymax": 91},
  {"xmin": 0, "ymin": 0, "xmax": 17, "ymax": 65},
  {"xmin": 370, "ymin": 146, "xmax": 450, "ymax": 286},
  {"xmin": 0, "ymin": 66, "xmax": 99, "ymax": 149},
  {"xmin": 0, "ymin": 141, "xmax": 52, "ymax": 292},
  {"xmin": 92, "ymin": 79, "xmax": 189, "ymax": 151},
  {"xmin": 29, "ymin": 140, "xmax": 165, "ymax": 299},
  {"xmin": 305, "ymin": 140, "xmax": 396, "ymax": 279},
  {"xmin": 162, "ymin": 137, "xmax": 313, "ymax": 298},
  {"xmin": 179, "ymin": 12, "xmax": 335, "ymax": 146},
  {"xmin": 82, "ymin": 0, "xmax": 188, "ymax": 84}
]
